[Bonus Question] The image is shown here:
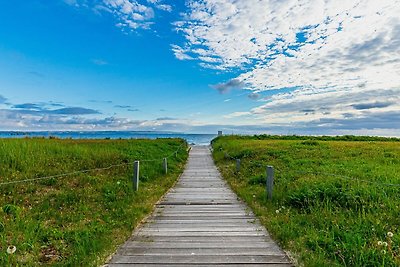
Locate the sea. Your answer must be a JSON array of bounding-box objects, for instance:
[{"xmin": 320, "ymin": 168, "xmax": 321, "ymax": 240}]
[{"xmin": 0, "ymin": 131, "xmax": 217, "ymax": 145}]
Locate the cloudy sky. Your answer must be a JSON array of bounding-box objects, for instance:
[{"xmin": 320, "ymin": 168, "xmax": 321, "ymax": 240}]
[{"xmin": 0, "ymin": 0, "xmax": 399, "ymax": 135}]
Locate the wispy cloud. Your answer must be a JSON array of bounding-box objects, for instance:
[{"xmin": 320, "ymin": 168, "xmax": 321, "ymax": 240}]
[
  {"xmin": 212, "ymin": 79, "xmax": 244, "ymax": 94},
  {"xmin": 9, "ymin": 103, "xmax": 100, "ymax": 115},
  {"xmin": 114, "ymin": 105, "xmax": 133, "ymax": 108},
  {"xmin": 114, "ymin": 105, "xmax": 139, "ymax": 112},
  {"xmin": 174, "ymin": 0, "xmax": 400, "ymax": 133},
  {"xmin": 65, "ymin": 0, "xmax": 172, "ymax": 30},
  {"xmin": 247, "ymin": 93, "xmax": 260, "ymax": 100},
  {"xmin": 351, "ymin": 101, "xmax": 394, "ymax": 110},
  {"xmin": 27, "ymin": 71, "xmax": 45, "ymax": 78},
  {"xmin": 92, "ymin": 58, "xmax": 108, "ymax": 66},
  {"xmin": 89, "ymin": 99, "xmax": 113, "ymax": 104},
  {"xmin": 51, "ymin": 107, "xmax": 100, "ymax": 115},
  {"xmin": 156, "ymin": 117, "xmax": 178, "ymax": 121},
  {"xmin": 171, "ymin": 45, "xmax": 194, "ymax": 60},
  {"xmin": 0, "ymin": 99, "xmax": 121, "ymax": 130},
  {"xmin": 13, "ymin": 103, "xmax": 43, "ymax": 110}
]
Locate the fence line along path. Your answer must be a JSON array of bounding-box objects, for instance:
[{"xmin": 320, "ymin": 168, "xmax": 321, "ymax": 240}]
[{"xmin": 107, "ymin": 146, "xmax": 292, "ymax": 266}]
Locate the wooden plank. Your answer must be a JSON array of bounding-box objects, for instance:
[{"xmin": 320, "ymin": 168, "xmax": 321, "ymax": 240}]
[
  {"xmin": 136, "ymin": 232, "xmax": 267, "ymax": 237},
  {"xmin": 132, "ymin": 236, "xmax": 273, "ymax": 243},
  {"xmin": 121, "ymin": 242, "xmax": 279, "ymax": 249},
  {"xmin": 108, "ymin": 264, "xmax": 293, "ymax": 267},
  {"xmin": 147, "ymin": 222, "xmax": 257, "ymax": 226},
  {"xmin": 109, "ymin": 255, "xmax": 290, "ymax": 264},
  {"xmin": 140, "ymin": 226, "xmax": 264, "ymax": 232},
  {"xmin": 117, "ymin": 247, "xmax": 284, "ymax": 256},
  {"xmin": 151, "ymin": 217, "xmax": 254, "ymax": 221}
]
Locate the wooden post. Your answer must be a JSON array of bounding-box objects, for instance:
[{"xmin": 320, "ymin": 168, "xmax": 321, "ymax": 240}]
[
  {"xmin": 266, "ymin": 166, "xmax": 274, "ymax": 200},
  {"xmin": 163, "ymin": 158, "xmax": 168, "ymax": 174},
  {"xmin": 133, "ymin": 161, "xmax": 139, "ymax": 191},
  {"xmin": 236, "ymin": 159, "xmax": 241, "ymax": 172}
]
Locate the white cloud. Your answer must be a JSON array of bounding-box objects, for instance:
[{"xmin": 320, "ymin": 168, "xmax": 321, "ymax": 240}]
[
  {"xmin": 156, "ymin": 4, "xmax": 172, "ymax": 12},
  {"xmin": 223, "ymin": 111, "xmax": 251, "ymax": 119},
  {"xmin": 102, "ymin": 0, "xmax": 155, "ymax": 29},
  {"xmin": 64, "ymin": 0, "xmax": 78, "ymax": 6},
  {"xmin": 65, "ymin": 0, "xmax": 172, "ymax": 30},
  {"xmin": 171, "ymin": 44, "xmax": 194, "ymax": 60},
  {"xmin": 173, "ymin": 0, "xmax": 400, "ymax": 132}
]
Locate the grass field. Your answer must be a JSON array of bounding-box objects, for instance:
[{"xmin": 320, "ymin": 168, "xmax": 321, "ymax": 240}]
[
  {"xmin": 0, "ymin": 138, "xmax": 188, "ymax": 266},
  {"xmin": 212, "ymin": 135, "xmax": 400, "ymax": 266}
]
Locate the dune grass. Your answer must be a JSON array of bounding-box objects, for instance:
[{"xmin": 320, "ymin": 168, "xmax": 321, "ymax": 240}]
[
  {"xmin": 212, "ymin": 135, "xmax": 400, "ymax": 266},
  {"xmin": 0, "ymin": 138, "xmax": 188, "ymax": 266}
]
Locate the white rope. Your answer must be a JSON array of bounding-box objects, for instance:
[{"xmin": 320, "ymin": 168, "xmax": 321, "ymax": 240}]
[{"xmin": 0, "ymin": 143, "xmax": 186, "ymax": 186}]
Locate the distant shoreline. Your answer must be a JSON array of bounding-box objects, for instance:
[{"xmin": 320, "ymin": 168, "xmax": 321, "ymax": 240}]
[{"xmin": 0, "ymin": 131, "xmax": 217, "ymax": 145}]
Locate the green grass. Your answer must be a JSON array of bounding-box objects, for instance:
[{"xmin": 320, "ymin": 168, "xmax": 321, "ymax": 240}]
[
  {"xmin": 212, "ymin": 135, "xmax": 400, "ymax": 266},
  {"xmin": 0, "ymin": 138, "xmax": 188, "ymax": 266}
]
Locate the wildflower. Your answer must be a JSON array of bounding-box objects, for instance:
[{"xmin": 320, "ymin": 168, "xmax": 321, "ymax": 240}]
[
  {"xmin": 383, "ymin": 242, "xmax": 388, "ymax": 247},
  {"xmin": 275, "ymin": 209, "xmax": 280, "ymax": 214},
  {"xmin": 117, "ymin": 181, "xmax": 121, "ymax": 185},
  {"xmin": 7, "ymin": 245, "xmax": 16, "ymax": 254},
  {"xmin": 382, "ymin": 250, "xmax": 387, "ymax": 254},
  {"xmin": 253, "ymin": 194, "xmax": 256, "ymax": 198},
  {"xmin": 281, "ymin": 206, "xmax": 286, "ymax": 209},
  {"xmin": 387, "ymin": 232, "xmax": 394, "ymax": 238},
  {"xmin": 378, "ymin": 241, "xmax": 383, "ymax": 246}
]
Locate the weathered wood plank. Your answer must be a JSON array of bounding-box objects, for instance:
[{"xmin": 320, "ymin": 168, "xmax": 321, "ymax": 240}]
[
  {"xmin": 121, "ymin": 242, "xmax": 279, "ymax": 249},
  {"xmin": 137, "ymin": 231, "xmax": 267, "ymax": 237},
  {"xmin": 108, "ymin": 264, "xmax": 293, "ymax": 267},
  {"xmin": 132, "ymin": 236, "xmax": 273, "ymax": 243},
  {"xmin": 117, "ymin": 247, "xmax": 284, "ymax": 256},
  {"xmin": 109, "ymin": 255, "xmax": 290, "ymax": 264}
]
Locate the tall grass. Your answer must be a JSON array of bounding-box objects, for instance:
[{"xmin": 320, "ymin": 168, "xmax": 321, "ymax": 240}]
[
  {"xmin": 0, "ymin": 138, "xmax": 188, "ymax": 266},
  {"xmin": 212, "ymin": 135, "xmax": 400, "ymax": 266}
]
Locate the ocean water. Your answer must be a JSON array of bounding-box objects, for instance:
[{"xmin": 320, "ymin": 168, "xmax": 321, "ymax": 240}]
[{"xmin": 0, "ymin": 131, "xmax": 217, "ymax": 145}]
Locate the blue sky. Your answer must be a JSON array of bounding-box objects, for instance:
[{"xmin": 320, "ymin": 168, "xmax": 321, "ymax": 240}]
[{"xmin": 0, "ymin": 0, "xmax": 399, "ymax": 135}]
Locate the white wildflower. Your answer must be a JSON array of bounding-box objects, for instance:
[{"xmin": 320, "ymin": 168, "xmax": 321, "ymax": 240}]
[
  {"xmin": 275, "ymin": 209, "xmax": 280, "ymax": 214},
  {"xmin": 387, "ymin": 232, "xmax": 394, "ymax": 238},
  {"xmin": 7, "ymin": 245, "xmax": 16, "ymax": 254},
  {"xmin": 378, "ymin": 241, "xmax": 383, "ymax": 246},
  {"xmin": 383, "ymin": 241, "xmax": 388, "ymax": 247}
]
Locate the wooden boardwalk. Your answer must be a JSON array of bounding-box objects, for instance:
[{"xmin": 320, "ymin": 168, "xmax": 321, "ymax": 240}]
[{"xmin": 107, "ymin": 146, "xmax": 292, "ymax": 266}]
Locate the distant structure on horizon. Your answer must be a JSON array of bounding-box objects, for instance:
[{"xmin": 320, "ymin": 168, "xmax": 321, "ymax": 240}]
[{"xmin": 218, "ymin": 131, "xmax": 223, "ymax": 136}]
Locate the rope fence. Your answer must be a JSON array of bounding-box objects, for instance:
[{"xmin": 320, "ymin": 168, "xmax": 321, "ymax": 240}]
[{"xmin": 0, "ymin": 143, "xmax": 187, "ymax": 190}]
